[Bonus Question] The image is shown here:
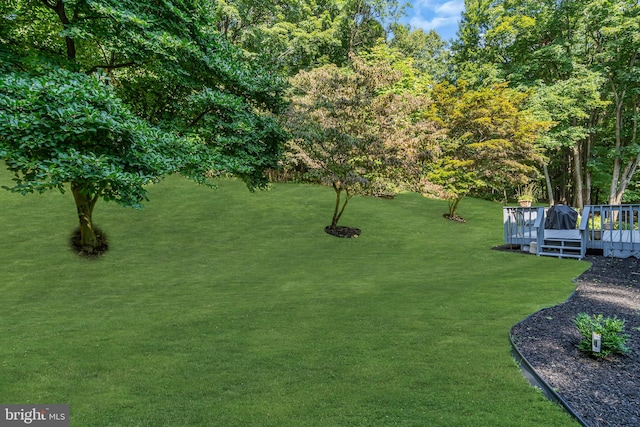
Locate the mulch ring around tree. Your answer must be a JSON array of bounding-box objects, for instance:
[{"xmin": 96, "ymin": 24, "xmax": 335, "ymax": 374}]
[
  {"xmin": 70, "ymin": 228, "xmax": 109, "ymax": 258},
  {"xmin": 325, "ymin": 225, "xmax": 361, "ymax": 238},
  {"xmin": 443, "ymin": 214, "xmax": 466, "ymax": 223}
]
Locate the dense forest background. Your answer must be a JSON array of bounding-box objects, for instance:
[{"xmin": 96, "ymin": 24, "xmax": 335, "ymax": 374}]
[
  {"xmin": 2, "ymin": 0, "xmax": 639, "ymax": 221},
  {"xmin": 214, "ymin": 0, "xmax": 640, "ymax": 209}
]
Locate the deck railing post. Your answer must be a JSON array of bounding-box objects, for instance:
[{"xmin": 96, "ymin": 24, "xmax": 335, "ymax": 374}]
[
  {"xmin": 534, "ymin": 207, "xmax": 545, "ymax": 256},
  {"xmin": 579, "ymin": 206, "xmax": 590, "ymax": 259}
]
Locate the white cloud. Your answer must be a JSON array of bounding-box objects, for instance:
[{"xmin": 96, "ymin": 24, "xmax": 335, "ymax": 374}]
[
  {"xmin": 409, "ymin": 15, "xmax": 457, "ymax": 31},
  {"xmin": 435, "ymin": 1, "xmax": 464, "ymax": 16},
  {"xmin": 406, "ymin": 0, "xmax": 464, "ymax": 38},
  {"xmin": 410, "ymin": 0, "xmax": 464, "ymax": 15}
]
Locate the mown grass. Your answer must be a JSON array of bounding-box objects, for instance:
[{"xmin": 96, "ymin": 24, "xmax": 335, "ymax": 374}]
[{"xmin": 0, "ymin": 173, "xmax": 587, "ymax": 426}]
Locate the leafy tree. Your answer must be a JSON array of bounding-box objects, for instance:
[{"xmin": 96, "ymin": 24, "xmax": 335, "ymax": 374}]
[
  {"xmin": 0, "ymin": 0, "xmax": 287, "ymax": 253},
  {"xmin": 451, "ymin": 0, "xmax": 506, "ymax": 87},
  {"xmin": 282, "ymin": 52, "xmax": 441, "ymax": 232},
  {"xmin": 454, "ymin": 0, "xmax": 640, "ymax": 206},
  {"xmin": 389, "ymin": 24, "xmax": 450, "ymax": 82},
  {"xmin": 426, "ymin": 156, "xmax": 482, "ymax": 220},
  {"xmin": 338, "ymin": 0, "xmax": 406, "ymax": 55},
  {"xmin": 529, "ymin": 68, "xmax": 608, "ymax": 206},
  {"xmin": 0, "ymin": 69, "xmax": 200, "ymax": 251},
  {"xmin": 213, "ymin": 0, "xmax": 344, "ymax": 73},
  {"xmin": 584, "ymin": 0, "xmax": 640, "ymax": 204},
  {"xmin": 283, "ymin": 63, "xmax": 379, "ymax": 231},
  {"xmin": 429, "ymin": 82, "xmax": 548, "ymax": 217},
  {"xmin": 212, "ymin": 0, "xmax": 406, "ymax": 74},
  {"xmin": 359, "ymin": 44, "xmax": 444, "ymax": 190}
]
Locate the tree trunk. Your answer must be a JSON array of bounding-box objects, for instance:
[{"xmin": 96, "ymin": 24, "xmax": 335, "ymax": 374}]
[
  {"xmin": 609, "ymin": 97, "xmax": 625, "ymax": 204},
  {"xmin": 331, "ymin": 182, "xmax": 352, "ymax": 228},
  {"xmin": 41, "ymin": 0, "xmax": 77, "ymax": 60},
  {"xmin": 449, "ymin": 196, "xmax": 462, "ymax": 217},
  {"xmin": 584, "ymin": 132, "xmax": 594, "ymax": 206},
  {"xmin": 572, "ymin": 144, "xmax": 584, "ymax": 209},
  {"xmin": 543, "ymin": 163, "xmax": 554, "ymax": 206},
  {"xmin": 71, "ymin": 182, "xmax": 99, "ymax": 250},
  {"xmin": 608, "ymin": 98, "xmax": 638, "ymax": 205}
]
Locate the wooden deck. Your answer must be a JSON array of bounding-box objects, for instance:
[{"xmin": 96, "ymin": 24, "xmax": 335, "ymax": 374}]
[{"xmin": 504, "ymin": 204, "xmax": 640, "ymax": 259}]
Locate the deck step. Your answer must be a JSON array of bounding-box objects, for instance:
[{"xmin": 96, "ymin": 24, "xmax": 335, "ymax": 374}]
[
  {"xmin": 538, "ymin": 251, "xmax": 582, "ymax": 259},
  {"xmin": 541, "ymin": 244, "xmax": 581, "ymax": 250},
  {"xmin": 538, "ymin": 237, "xmax": 584, "ymax": 259}
]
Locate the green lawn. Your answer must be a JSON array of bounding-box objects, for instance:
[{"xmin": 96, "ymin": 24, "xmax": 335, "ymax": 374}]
[{"xmin": 0, "ymin": 173, "xmax": 587, "ymax": 426}]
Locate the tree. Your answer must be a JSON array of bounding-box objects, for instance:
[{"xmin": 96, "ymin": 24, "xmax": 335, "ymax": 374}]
[
  {"xmin": 0, "ymin": 69, "xmax": 198, "ymax": 251},
  {"xmin": 389, "ymin": 24, "xmax": 450, "ymax": 82},
  {"xmin": 529, "ymin": 68, "xmax": 608, "ymax": 207},
  {"xmin": 213, "ymin": 0, "xmax": 344, "ymax": 74},
  {"xmin": 338, "ymin": 0, "xmax": 406, "ymax": 55},
  {"xmin": 282, "ymin": 52, "xmax": 441, "ymax": 234},
  {"xmin": 212, "ymin": 0, "xmax": 406, "ymax": 74},
  {"xmin": 429, "ymin": 82, "xmax": 548, "ymax": 218},
  {"xmin": 453, "ymin": 0, "xmax": 640, "ymax": 205},
  {"xmin": 451, "ymin": 0, "xmax": 506, "ymax": 87},
  {"xmin": 359, "ymin": 44, "xmax": 444, "ymax": 191},
  {"xmin": 584, "ymin": 0, "xmax": 640, "ymax": 204},
  {"xmin": 0, "ymin": 0, "xmax": 287, "ymax": 253},
  {"xmin": 283, "ymin": 62, "xmax": 388, "ymax": 235}
]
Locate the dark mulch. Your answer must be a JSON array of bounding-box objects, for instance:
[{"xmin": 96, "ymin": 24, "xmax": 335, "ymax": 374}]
[
  {"xmin": 443, "ymin": 213, "xmax": 466, "ymax": 223},
  {"xmin": 70, "ymin": 228, "xmax": 109, "ymax": 258},
  {"xmin": 510, "ymin": 253, "xmax": 640, "ymax": 427},
  {"xmin": 324, "ymin": 225, "xmax": 361, "ymax": 238}
]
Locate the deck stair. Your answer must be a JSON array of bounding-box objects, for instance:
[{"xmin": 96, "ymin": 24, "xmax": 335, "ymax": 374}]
[{"xmin": 538, "ymin": 230, "xmax": 583, "ymax": 259}]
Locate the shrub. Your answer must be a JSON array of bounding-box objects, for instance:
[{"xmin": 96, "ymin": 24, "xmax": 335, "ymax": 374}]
[{"xmin": 573, "ymin": 313, "xmax": 630, "ymax": 358}]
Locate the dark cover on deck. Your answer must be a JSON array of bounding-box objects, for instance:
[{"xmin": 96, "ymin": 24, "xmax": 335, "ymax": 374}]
[{"xmin": 545, "ymin": 205, "xmax": 578, "ymax": 230}]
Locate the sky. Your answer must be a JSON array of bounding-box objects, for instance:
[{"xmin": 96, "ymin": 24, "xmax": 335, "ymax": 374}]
[{"xmin": 401, "ymin": 0, "xmax": 465, "ymax": 42}]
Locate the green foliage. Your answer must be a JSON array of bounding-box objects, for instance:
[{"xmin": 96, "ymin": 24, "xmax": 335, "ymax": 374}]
[
  {"xmin": 2, "ymin": 0, "xmax": 288, "ymax": 187},
  {"xmin": 452, "ymin": 0, "xmax": 640, "ymax": 205},
  {"xmin": 515, "ymin": 183, "xmax": 538, "ymax": 203},
  {"xmin": 451, "ymin": 0, "xmax": 506, "ymax": 87},
  {"xmin": 426, "ymin": 156, "xmax": 481, "ymax": 217},
  {"xmin": 0, "ymin": 69, "xmax": 194, "ymax": 205},
  {"xmin": 574, "ymin": 313, "xmax": 630, "ymax": 358},
  {"xmin": 389, "ymin": 24, "xmax": 450, "ymax": 82},
  {"xmin": 213, "ymin": 0, "xmax": 406, "ymax": 74},
  {"xmin": 282, "ymin": 52, "xmax": 442, "ymax": 227},
  {"xmin": 529, "ymin": 68, "xmax": 608, "ymax": 151},
  {"xmin": 583, "ymin": 214, "xmax": 604, "ymax": 230},
  {"xmin": 428, "ymin": 81, "xmax": 548, "ymax": 216},
  {"xmin": 0, "ymin": 0, "xmax": 288, "ymax": 251}
]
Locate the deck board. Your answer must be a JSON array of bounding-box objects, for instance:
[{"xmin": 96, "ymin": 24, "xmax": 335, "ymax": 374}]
[
  {"xmin": 601, "ymin": 230, "xmax": 640, "ymax": 243},
  {"xmin": 544, "ymin": 229, "xmax": 581, "ymax": 240},
  {"xmin": 507, "ymin": 229, "xmax": 580, "ymax": 241}
]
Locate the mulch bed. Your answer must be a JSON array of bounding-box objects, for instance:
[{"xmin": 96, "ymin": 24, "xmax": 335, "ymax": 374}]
[
  {"xmin": 443, "ymin": 213, "xmax": 466, "ymax": 223},
  {"xmin": 70, "ymin": 228, "xmax": 109, "ymax": 258},
  {"xmin": 508, "ymin": 250, "xmax": 640, "ymax": 427},
  {"xmin": 325, "ymin": 225, "xmax": 361, "ymax": 238}
]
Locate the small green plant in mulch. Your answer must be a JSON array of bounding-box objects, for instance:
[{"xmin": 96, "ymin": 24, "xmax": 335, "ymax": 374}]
[{"xmin": 574, "ymin": 313, "xmax": 631, "ymax": 358}]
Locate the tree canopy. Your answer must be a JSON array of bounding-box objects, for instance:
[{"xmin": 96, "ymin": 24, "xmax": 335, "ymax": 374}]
[
  {"xmin": 0, "ymin": 0, "xmax": 287, "ymax": 252},
  {"xmin": 450, "ymin": 0, "xmax": 640, "ymax": 205},
  {"xmin": 2, "ymin": 0, "xmax": 639, "ymax": 246},
  {"xmin": 283, "ymin": 50, "xmax": 441, "ymax": 230}
]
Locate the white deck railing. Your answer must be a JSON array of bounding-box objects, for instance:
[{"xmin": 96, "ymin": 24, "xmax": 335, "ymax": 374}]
[
  {"xmin": 503, "ymin": 204, "xmax": 640, "ymax": 258},
  {"xmin": 584, "ymin": 204, "xmax": 640, "ymax": 257},
  {"xmin": 503, "ymin": 206, "xmax": 544, "ymax": 247}
]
